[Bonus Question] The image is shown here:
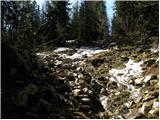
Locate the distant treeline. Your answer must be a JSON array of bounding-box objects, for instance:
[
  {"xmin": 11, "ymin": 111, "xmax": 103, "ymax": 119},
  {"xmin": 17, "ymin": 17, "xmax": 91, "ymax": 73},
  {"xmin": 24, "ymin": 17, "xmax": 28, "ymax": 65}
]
[{"xmin": 2, "ymin": 1, "xmax": 158, "ymax": 48}]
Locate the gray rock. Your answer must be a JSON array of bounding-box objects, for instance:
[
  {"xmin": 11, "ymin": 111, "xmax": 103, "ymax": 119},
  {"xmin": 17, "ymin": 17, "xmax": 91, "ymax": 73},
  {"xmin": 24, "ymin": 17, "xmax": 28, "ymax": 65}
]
[
  {"xmin": 135, "ymin": 77, "xmax": 143, "ymax": 85},
  {"xmin": 139, "ymin": 101, "xmax": 153, "ymax": 114},
  {"xmin": 107, "ymin": 81, "xmax": 118, "ymax": 89}
]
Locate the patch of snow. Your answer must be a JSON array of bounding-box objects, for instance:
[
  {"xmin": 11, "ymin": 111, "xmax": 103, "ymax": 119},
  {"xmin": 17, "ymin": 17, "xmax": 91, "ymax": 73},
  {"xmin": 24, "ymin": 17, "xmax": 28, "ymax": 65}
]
[
  {"xmin": 148, "ymin": 109, "xmax": 157, "ymax": 115},
  {"xmin": 109, "ymin": 59, "xmax": 143, "ymax": 85},
  {"xmin": 134, "ymin": 77, "xmax": 143, "ymax": 85},
  {"xmin": 150, "ymin": 48, "xmax": 159, "ymax": 53},
  {"xmin": 36, "ymin": 52, "xmax": 50, "ymax": 58},
  {"xmin": 129, "ymin": 86, "xmax": 141, "ymax": 103},
  {"xmin": 152, "ymin": 101, "xmax": 159, "ymax": 108},
  {"xmin": 73, "ymin": 73, "xmax": 77, "ymax": 77},
  {"xmin": 81, "ymin": 98, "xmax": 90, "ymax": 102},
  {"xmin": 55, "ymin": 60, "xmax": 62, "ymax": 65},
  {"xmin": 73, "ymin": 89, "xmax": 81, "ymax": 96},
  {"xmin": 125, "ymin": 101, "xmax": 133, "ymax": 108},
  {"xmin": 66, "ymin": 48, "xmax": 109, "ymax": 59},
  {"xmin": 108, "ymin": 59, "xmax": 144, "ymax": 104},
  {"xmin": 54, "ymin": 47, "xmax": 70, "ymax": 52},
  {"xmin": 99, "ymin": 95, "xmax": 108, "ymax": 110},
  {"xmin": 143, "ymin": 75, "xmax": 152, "ymax": 83}
]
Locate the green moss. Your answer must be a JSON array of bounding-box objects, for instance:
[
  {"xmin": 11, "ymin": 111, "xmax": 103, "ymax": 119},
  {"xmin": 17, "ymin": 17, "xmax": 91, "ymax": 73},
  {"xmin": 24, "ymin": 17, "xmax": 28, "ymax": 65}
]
[
  {"xmin": 96, "ymin": 64, "xmax": 109, "ymax": 75},
  {"xmin": 107, "ymin": 91, "xmax": 131, "ymax": 112}
]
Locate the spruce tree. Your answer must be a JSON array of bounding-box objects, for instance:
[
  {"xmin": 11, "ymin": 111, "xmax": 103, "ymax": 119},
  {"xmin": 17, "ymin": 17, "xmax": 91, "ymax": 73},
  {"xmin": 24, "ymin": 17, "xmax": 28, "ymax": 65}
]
[{"xmin": 77, "ymin": 1, "xmax": 109, "ymax": 46}]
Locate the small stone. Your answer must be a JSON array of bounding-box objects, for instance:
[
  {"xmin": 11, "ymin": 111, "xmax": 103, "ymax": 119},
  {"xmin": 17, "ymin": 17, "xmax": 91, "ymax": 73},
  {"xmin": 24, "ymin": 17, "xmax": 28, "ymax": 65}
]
[
  {"xmin": 134, "ymin": 96, "xmax": 142, "ymax": 103},
  {"xmin": 150, "ymin": 79, "xmax": 158, "ymax": 86},
  {"xmin": 78, "ymin": 74, "xmax": 83, "ymax": 79},
  {"xmin": 73, "ymin": 89, "xmax": 81, "ymax": 96},
  {"xmin": 143, "ymin": 75, "xmax": 151, "ymax": 83},
  {"xmin": 135, "ymin": 77, "xmax": 143, "ymax": 85},
  {"xmin": 148, "ymin": 109, "xmax": 159, "ymax": 118},
  {"xmin": 99, "ymin": 111, "xmax": 109, "ymax": 119},
  {"xmin": 125, "ymin": 101, "xmax": 133, "ymax": 108},
  {"xmin": 128, "ymin": 79, "xmax": 134, "ymax": 84},
  {"xmin": 78, "ymin": 94, "xmax": 88, "ymax": 98},
  {"xmin": 144, "ymin": 90, "xmax": 149, "ymax": 94},
  {"xmin": 139, "ymin": 101, "xmax": 153, "ymax": 114},
  {"xmin": 107, "ymin": 111, "xmax": 113, "ymax": 117},
  {"xmin": 81, "ymin": 98, "xmax": 91, "ymax": 103},
  {"xmin": 152, "ymin": 101, "xmax": 159, "ymax": 108},
  {"xmin": 143, "ymin": 94, "xmax": 155, "ymax": 102},
  {"xmin": 73, "ymin": 73, "xmax": 77, "ymax": 77}
]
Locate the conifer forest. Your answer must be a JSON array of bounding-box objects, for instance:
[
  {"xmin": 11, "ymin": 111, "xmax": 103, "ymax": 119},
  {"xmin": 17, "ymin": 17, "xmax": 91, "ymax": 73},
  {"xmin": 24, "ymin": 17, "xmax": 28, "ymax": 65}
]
[{"xmin": 1, "ymin": 0, "xmax": 159, "ymax": 119}]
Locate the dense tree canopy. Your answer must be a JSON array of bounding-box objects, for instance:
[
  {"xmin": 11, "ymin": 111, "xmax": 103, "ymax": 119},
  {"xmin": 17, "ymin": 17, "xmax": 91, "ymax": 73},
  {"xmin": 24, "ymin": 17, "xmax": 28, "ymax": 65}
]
[{"xmin": 112, "ymin": 1, "xmax": 159, "ymax": 45}]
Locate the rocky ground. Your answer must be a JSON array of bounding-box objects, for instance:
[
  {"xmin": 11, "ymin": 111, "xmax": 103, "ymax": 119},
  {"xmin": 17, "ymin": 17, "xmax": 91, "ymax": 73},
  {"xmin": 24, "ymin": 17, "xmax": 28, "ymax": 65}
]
[{"xmin": 14, "ymin": 46, "xmax": 159, "ymax": 118}]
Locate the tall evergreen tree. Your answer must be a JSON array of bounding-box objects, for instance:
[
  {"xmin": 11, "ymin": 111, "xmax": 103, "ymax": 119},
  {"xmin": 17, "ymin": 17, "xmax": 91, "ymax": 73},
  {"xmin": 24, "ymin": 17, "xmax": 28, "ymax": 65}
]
[
  {"xmin": 76, "ymin": 0, "xmax": 109, "ymax": 46},
  {"xmin": 1, "ymin": 0, "xmax": 41, "ymax": 93},
  {"xmin": 41, "ymin": 0, "xmax": 70, "ymax": 46}
]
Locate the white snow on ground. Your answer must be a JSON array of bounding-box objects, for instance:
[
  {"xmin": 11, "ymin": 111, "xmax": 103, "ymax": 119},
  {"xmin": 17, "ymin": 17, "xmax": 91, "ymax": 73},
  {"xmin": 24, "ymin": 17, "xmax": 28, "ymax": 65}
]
[
  {"xmin": 36, "ymin": 52, "xmax": 50, "ymax": 58},
  {"xmin": 36, "ymin": 47, "xmax": 109, "ymax": 59},
  {"xmin": 99, "ymin": 95, "xmax": 108, "ymax": 110},
  {"xmin": 66, "ymin": 47, "xmax": 109, "ymax": 59},
  {"xmin": 109, "ymin": 59, "xmax": 143, "ymax": 85},
  {"xmin": 106, "ymin": 59, "xmax": 144, "ymax": 106},
  {"xmin": 36, "ymin": 47, "xmax": 110, "ymax": 59},
  {"xmin": 150, "ymin": 47, "xmax": 159, "ymax": 53},
  {"xmin": 54, "ymin": 47, "xmax": 70, "ymax": 52}
]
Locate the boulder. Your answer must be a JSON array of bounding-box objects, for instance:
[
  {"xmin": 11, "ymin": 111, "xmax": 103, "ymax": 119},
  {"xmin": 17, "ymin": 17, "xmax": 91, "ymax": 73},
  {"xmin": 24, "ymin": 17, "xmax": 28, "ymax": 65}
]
[
  {"xmin": 121, "ymin": 55, "xmax": 129, "ymax": 62},
  {"xmin": 144, "ymin": 58, "xmax": 156, "ymax": 66},
  {"xmin": 91, "ymin": 58, "xmax": 104, "ymax": 67},
  {"xmin": 134, "ymin": 77, "xmax": 144, "ymax": 85},
  {"xmin": 107, "ymin": 81, "xmax": 118, "ymax": 89}
]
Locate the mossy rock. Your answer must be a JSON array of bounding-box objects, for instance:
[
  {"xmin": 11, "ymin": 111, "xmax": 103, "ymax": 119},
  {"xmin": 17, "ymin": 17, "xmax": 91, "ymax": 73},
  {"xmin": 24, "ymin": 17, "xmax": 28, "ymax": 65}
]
[
  {"xmin": 107, "ymin": 91, "xmax": 131, "ymax": 112},
  {"xmin": 96, "ymin": 64, "xmax": 109, "ymax": 76},
  {"xmin": 112, "ymin": 60, "xmax": 125, "ymax": 68}
]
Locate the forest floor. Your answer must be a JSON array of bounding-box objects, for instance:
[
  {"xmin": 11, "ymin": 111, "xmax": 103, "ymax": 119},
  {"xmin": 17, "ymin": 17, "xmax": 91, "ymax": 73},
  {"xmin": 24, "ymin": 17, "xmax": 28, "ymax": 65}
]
[{"xmin": 13, "ymin": 45, "xmax": 159, "ymax": 118}]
